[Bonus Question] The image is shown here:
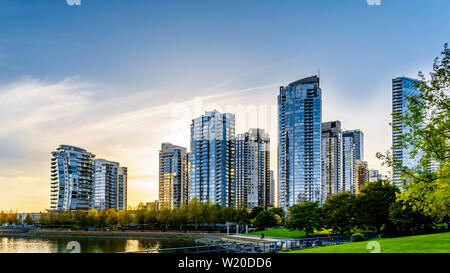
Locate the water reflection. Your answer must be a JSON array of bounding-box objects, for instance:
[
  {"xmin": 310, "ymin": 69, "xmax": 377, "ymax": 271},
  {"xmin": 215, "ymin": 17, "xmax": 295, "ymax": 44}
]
[{"xmin": 0, "ymin": 236, "xmax": 201, "ymax": 253}]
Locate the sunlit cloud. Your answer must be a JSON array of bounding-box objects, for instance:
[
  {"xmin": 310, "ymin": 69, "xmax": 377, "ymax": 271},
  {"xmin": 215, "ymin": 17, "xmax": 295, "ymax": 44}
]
[{"xmin": 0, "ymin": 71, "xmax": 394, "ymax": 212}]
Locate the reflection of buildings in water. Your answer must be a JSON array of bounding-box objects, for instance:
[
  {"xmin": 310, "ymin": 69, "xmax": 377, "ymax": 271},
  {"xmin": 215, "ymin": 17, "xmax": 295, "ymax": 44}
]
[
  {"xmin": 124, "ymin": 240, "xmax": 140, "ymax": 252},
  {"xmin": 1, "ymin": 238, "xmax": 8, "ymax": 253},
  {"xmin": 0, "ymin": 237, "xmax": 53, "ymax": 253},
  {"xmin": 153, "ymin": 242, "xmax": 161, "ymax": 251},
  {"xmin": 136, "ymin": 240, "xmax": 161, "ymax": 252}
]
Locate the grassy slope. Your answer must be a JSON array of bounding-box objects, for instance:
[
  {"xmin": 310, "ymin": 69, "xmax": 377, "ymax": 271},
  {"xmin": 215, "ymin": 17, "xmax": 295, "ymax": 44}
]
[
  {"xmin": 286, "ymin": 232, "xmax": 450, "ymax": 253},
  {"xmin": 247, "ymin": 228, "xmax": 330, "ymax": 239}
]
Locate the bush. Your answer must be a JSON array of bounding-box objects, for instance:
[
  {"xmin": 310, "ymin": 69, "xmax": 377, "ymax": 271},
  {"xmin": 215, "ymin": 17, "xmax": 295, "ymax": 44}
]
[
  {"xmin": 351, "ymin": 233, "xmax": 365, "ymax": 242},
  {"xmin": 254, "ymin": 210, "xmax": 277, "ymax": 230}
]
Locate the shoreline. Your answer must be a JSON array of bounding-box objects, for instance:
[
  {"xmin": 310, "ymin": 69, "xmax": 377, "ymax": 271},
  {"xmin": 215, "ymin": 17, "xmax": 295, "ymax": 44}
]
[
  {"xmin": 0, "ymin": 229, "xmax": 268, "ymax": 244},
  {"xmin": 0, "ymin": 229, "xmax": 222, "ymax": 242}
]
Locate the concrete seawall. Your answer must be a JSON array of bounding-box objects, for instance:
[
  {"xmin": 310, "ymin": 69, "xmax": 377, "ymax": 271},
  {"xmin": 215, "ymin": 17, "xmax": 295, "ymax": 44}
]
[{"xmin": 0, "ymin": 229, "xmax": 223, "ymax": 242}]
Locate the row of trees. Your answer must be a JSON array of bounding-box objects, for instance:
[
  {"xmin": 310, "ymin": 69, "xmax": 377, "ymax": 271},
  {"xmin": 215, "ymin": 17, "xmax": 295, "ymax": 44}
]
[
  {"xmin": 0, "ymin": 211, "xmax": 19, "ymax": 225},
  {"xmin": 37, "ymin": 198, "xmax": 284, "ymax": 230},
  {"xmin": 288, "ymin": 44, "xmax": 449, "ymax": 238},
  {"xmin": 288, "ymin": 180, "xmax": 438, "ymax": 237}
]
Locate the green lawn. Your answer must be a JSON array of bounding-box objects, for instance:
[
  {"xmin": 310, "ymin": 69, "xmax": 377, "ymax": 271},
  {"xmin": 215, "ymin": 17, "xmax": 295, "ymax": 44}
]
[
  {"xmin": 286, "ymin": 232, "xmax": 450, "ymax": 253},
  {"xmin": 247, "ymin": 228, "xmax": 330, "ymax": 239}
]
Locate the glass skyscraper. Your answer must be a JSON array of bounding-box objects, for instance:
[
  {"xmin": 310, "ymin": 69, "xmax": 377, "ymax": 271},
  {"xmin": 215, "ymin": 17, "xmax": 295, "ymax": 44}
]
[
  {"xmin": 92, "ymin": 159, "xmax": 119, "ymax": 210},
  {"xmin": 50, "ymin": 145, "xmax": 95, "ymax": 211},
  {"xmin": 159, "ymin": 143, "xmax": 189, "ymax": 210},
  {"xmin": 341, "ymin": 130, "xmax": 364, "ymax": 193},
  {"xmin": 117, "ymin": 167, "xmax": 127, "ymax": 210},
  {"xmin": 392, "ymin": 76, "xmax": 421, "ymax": 187},
  {"xmin": 355, "ymin": 160, "xmax": 369, "ymax": 194},
  {"xmin": 278, "ymin": 76, "xmax": 322, "ymax": 209},
  {"xmin": 342, "ymin": 130, "xmax": 364, "ymax": 161},
  {"xmin": 342, "ymin": 135, "xmax": 355, "ymax": 192},
  {"xmin": 236, "ymin": 128, "xmax": 270, "ymax": 209},
  {"xmin": 321, "ymin": 121, "xmax": 342, "ymax": 202},
  {"xmin": 189, "ymin": 110, "xmax": 236, "ymax": 208}
]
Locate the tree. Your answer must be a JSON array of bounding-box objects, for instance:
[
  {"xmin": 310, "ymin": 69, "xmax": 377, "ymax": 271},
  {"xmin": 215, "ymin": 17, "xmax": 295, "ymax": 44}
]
[
  {"xmin": 58, "ymin": 211, "xmax": 72, "ymax": 226},
  {"xmin": 397, "ymin": 166, "xmax": 450, "ymax": 221},
  {"xmin": 269, "ymin": 207, "xmax": 285, "ymax": 218},
  {"xmin": 250, "ymin": 206, "xmax": 264, "ymax": 219},
  {"xmin": 133, "ymin": 202, "xmax": 148, "ymax": 227},
  {"xmin": 86, "ymin": 209, "xmax": 99, "ymax": 227},
  {"xmin": 236, "ymin": 208, "xmax": 250, "ymax": 224},
  {"xmin": 220, "ymin": 207, "xmax": 236, "ymax": 223},
  {"xmin": 6, "ymin": 211, "xmax": 18, "ymax": 225},
  {"xmin": 144, "ymin": 204, "xmax": 158, "ymax": 228},
  {"xmin": 117, "ymin": 209, "xmax": 132, "ymax": 227},
  {"xmin": 323, "ymin": 192, "xmax": 357, "ymax": 235},
  {"xmin": 158, "ymin": 208, "xmax": 171, "ymax": 229},
  {"xmin": 44, "ymin": 211, "xmax": 57, "ymax": 226},
  {"xmin": 73, "ymin": 210, "xmax": 87, "ymax": 228},
  {"xmin": 202, "ymin": 202, "xmax": 221, "ymax": 226},
  {"xmin": 356, "ymin": 180, "xmax": 399, "ymax": 233},
  {"xmin": 269, "ymin": 207, "xmax": 286, "ymax": 225},
  {"xmin": 173, "ymin": 204, "xmax": 187, "ymax": 229},
  {"xmin": 24, "ymin": 214, "xmax": 35, "ymax": 225},
  {"xmin": 377, "ymin": 44, "xmax": 450, "ymax": 220},
  {"xmin": 254, "ymin": 210, "xmax": 277, "ymax": 230},
  {"xmin": 288, "ymin": 202, "xmax": 323, "ymax": 237},
  {"xmin": 388, "ymin": 200, "xmax": 435, "ymax": 235},
  {"xmin": 0, "ymin": 211, "xmax": 7, "ymax": 225},
  {"xmin": 105, "ymin": 209, "xmax": 119, "ymax": 227},
  {"xmin": 187, "ymin": 197, "xmax": 203, "ymax": 229}
]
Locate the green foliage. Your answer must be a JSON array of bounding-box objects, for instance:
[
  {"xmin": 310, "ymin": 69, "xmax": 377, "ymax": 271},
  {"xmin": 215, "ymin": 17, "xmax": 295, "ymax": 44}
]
[
  {"xmin": 0, "ymin": 210, "xmax": 18, "ymax": 225},
  {"xmin": 323, "ymin": 192, "xmax": 357, "ymax": 235},
  {"xmin": 157, "ymin": 208, "xmax": 171, "ymax": 229},
  {"xmin": 250, "ymin": 206, "xmax": 265, "ymax": 219},
  {"xmin": 235, "ymin": 208, "xmax": 250, "ymax": 224},
  {"xmin": 351, "ymin": 233, "xmax": 365, "ymax": 242},
  {"xmin": 24, "ymin": 214, "xmax": 35, "ymax": 225},
  {"xmin": 288, "ymin": 232, "xmax": 450, "ymax": 253},
  {"xmin": 254, "ymin": 210, "xmax": 277, "ymax": 230},
  {"xmin": 356, "ymin": 180, "xmax": 399, "ymax": 233},
  {"xmin": 396, "ymin": 165, "xmax": 450, "ymax": 220},
  {"xmin": 187, "ymin": 197, "xmax": 203, "ymax": 228},
  {"xmin": 248, "ymin": 228, "xmax": 330, "ymax": 239},
  {"xmin": 377, "ymin": 44, "xmax": 450, "ymax": 220},
  {"xmin": 117, "ymin": 209, "xmax": 132, "ymax": 227},
  {"xmin": 388, "ymin": 200, "xmax": 435, "ymax": 235},
  {"xmin": 73, "ymin": 210, "xmax": 86, "ymax": 228},
  {"xmin": 86, "ymin": 209, "xmax": 99, "ymax": 227},
  {"xmin": 269, "ymin": 207, "xmax": 285, "ymax": 218},
  {"xmin": 220, "ymin": 207, "xmax": 236, "ymax": 223},
  {"xmin": 288, "ymin": 202, "xmax": 323, "ymax": 237}
]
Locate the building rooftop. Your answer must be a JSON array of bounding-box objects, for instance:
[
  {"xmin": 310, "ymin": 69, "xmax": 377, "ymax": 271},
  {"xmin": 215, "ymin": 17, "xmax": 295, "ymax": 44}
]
[{"xmin": 288, "ymin": 75, "xmax": 319, "ymax": 87}]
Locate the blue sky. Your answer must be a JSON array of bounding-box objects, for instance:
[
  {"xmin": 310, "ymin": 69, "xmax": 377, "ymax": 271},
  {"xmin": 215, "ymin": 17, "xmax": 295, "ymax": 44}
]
[{"xmin": 0, "ymin": 0, "xmax": 449, "ymax": 211}]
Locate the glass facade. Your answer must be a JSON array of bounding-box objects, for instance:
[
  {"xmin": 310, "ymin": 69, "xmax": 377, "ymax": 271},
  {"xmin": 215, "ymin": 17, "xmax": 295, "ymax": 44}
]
[
  {"xmin": 93, "ymin": 159, "xmax": 120, "ymax": 210},
  {"xmin": 159, "ymin": 143, "xmax": 189, "ymax": 210},
  {"xmin": 392, "ymin": 76, "xmax": 421, "ymax": 187},
  {"xmin": 278, "ymin": 76, "xmax": 322, "ymax": 209},
  {"xmin": 117, "ymin": 167, "xmax": 127, "ymax": 210},
  {"xmin": 189, "ymin": 110, "xmax": 236, "ymax": 208},
  {"xmin": 342, "ymin": 135, "xmax": 355, "ymax": 192},
  {"xmin": 50, "ymin": 145, "xmax": 95, "ymax": 211},
  {"xmin": 355, "ymin": 160, "xmax": 369, "ymax": 194},
  {"xmin": 342, "ymin": 130, "xmax": 364, "ymax": 161},
  {"xmin": 236, "ymin": 128, "xmax": 270, "ymax": 209},
  {"xmin": 321, "ymin": 121, "xmax": 342, "ymax": 202}
]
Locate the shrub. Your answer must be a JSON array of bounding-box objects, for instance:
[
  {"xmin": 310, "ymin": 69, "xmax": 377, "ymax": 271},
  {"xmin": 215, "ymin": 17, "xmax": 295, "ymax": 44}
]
[{"xmin": 352, "ymin": 233, "xmax": 365, "ymax": 242}]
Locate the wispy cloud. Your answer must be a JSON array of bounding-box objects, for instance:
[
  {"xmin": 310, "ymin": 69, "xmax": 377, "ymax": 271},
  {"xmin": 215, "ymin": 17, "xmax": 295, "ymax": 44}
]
[{"xmin": 0, "ymin": 77, "xmax": 280, "ymax": 211}]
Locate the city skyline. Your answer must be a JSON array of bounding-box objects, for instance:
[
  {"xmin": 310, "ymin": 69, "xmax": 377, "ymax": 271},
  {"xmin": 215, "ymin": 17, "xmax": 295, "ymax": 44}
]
[{"xmin": 1, "ymin": 1, "xmax": 449, "ymax": 211}]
